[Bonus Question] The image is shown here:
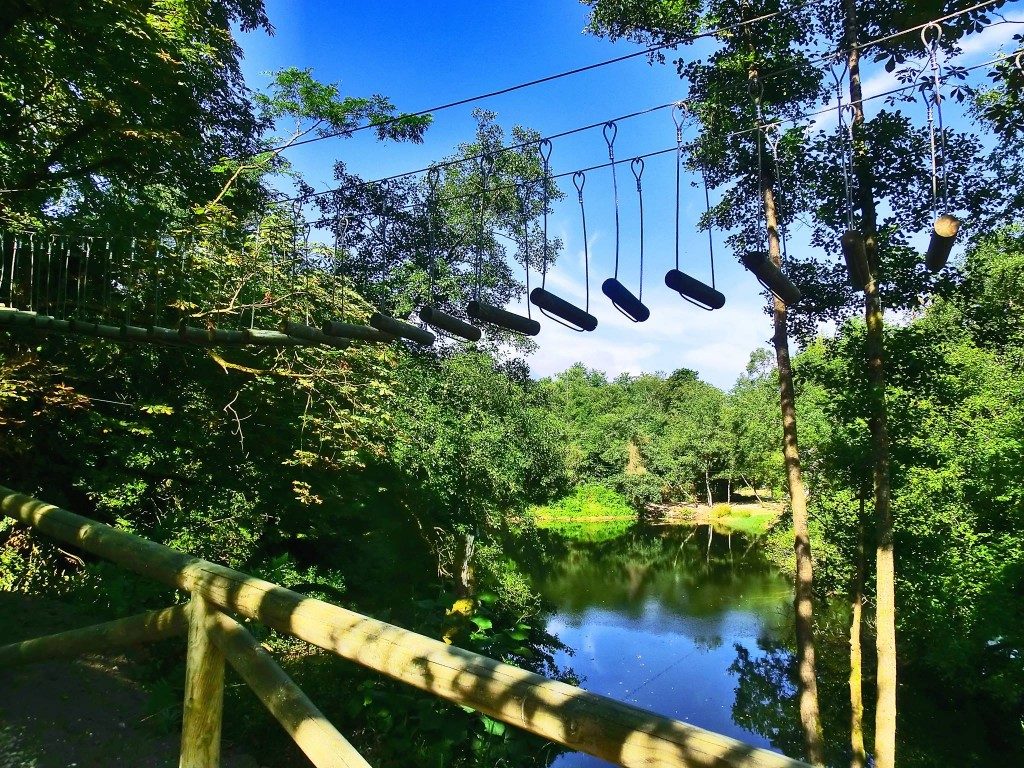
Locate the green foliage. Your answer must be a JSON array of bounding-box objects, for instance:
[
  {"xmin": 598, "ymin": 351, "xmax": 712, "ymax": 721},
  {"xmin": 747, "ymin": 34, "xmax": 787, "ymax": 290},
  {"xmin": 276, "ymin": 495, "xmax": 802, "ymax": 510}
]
[{"xmin": 532, "ymin": 482, "xmax": 636, "ymax": 520}]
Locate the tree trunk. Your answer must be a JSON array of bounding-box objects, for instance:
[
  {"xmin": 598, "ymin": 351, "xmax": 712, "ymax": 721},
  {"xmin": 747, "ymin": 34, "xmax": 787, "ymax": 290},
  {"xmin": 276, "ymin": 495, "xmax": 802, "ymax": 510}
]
[
  {"xmin": 705, "ymin": 467, "xmax": 713, "ymax": 507},
  {"xmin": 850, "ymin": 497, "xmax": 867, "ymax": 768},
  {"xmin": 844, "ymin": 3, "xmax": 897, "ymax": 765},
  {"xmin": 761, "ymin": 151, "xmax": 825, "ymax": 766},
  {"xmin": 455, "ymin": 530, "xmax": 476, "ymax": 599}
]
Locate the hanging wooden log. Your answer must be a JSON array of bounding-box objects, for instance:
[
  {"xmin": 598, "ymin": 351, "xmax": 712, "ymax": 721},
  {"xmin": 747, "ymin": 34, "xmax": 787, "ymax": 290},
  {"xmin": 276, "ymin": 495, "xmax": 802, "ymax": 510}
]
[
  {"xmin": 418, "ymin": 306, "xmax": 482, "ymax": 342},
  {"xmin": 369, "ymin": 313, "xmax": 435, "ymax": 346},
  {"xmin": 740, "ymin": 252, "xmax": 801, "ymax": 304},
  {"xmin": 2, "ymin": 309, "xmax": 38, "ymax": 326},
  {"xmin": 69, "ymin": 320, "xmax": 126, "ymax": 340},
  {"xmin": 245, "ymin": 329, "xmax": 304, "ymax": 347},
  {"xmin": 148, "ymin": 326, "xmax": 185, "ymax": 346},
  {"xmin": 466, "ymin": 300, "xmax": 540, "ymax": 336},
  {"xmin": 36, "ymin": 316, "xmax": 71, "ymax": 333},
  {"xmin": 120, "ymin": 324, "xmax": 151, "ymax": 342},
  {"xmin": 321, "ymin": 320, "xmax": 397, "ymax": 343},
  {"xmin": 601, "ymin": 278, "xmax": 650, "ymax": 322},
  {"xmin": 841, "ymin": 231, "xmax": 870, "ymax": 291},
  {"xmin": 924, "ymin": 214, "xmax": 960, "ymax": 272},
  {"xmin": 282, "ymin": 320, "xmax": 351, "ymax": 349},
  {"xmin": 664, "ymin": 270, "xmax": 726, "ymax": 310},
  {"xmin": 530, "ymin": 288, "xmax": 598, "ymax": 332}
]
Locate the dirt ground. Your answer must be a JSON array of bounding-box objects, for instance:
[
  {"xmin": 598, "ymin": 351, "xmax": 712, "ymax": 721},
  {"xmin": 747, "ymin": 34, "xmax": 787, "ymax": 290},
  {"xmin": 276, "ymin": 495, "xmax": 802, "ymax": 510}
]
[{"xmin": 0, "ymin": 592, "xmax": 259, "ymax": 768}]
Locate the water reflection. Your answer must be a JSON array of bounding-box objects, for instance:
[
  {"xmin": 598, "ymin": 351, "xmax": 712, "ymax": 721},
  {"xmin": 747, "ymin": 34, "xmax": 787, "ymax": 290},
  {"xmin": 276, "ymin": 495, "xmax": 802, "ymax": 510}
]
[{"xmin": 531, "ymin": 522, "xmax": 793, "ymax": 767}]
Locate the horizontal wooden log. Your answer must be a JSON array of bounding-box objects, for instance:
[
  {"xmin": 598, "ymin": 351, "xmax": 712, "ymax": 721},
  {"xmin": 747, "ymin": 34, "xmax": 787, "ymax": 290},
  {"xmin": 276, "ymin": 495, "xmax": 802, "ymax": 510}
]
[
  {"xmin": 245, "ymin": 328, "xmax": 304, "ymax": 347},
  {"xmin": 0, "ymin": 486, "xmax": 809, "ymax": 768},
  {"xmin": 322, "ymin": 320, "xmax": 396, "ymax": 344},
  {"xmin": 282, "ymin": 320, "xmax": 351, "ymax": 350},
  {"xmin": 210, "ymin": 611, "xmax": 370, "ymax": 768},
  {"xmin": 0, "ymin": 604, "xmax": 188, "ymax": 667}
]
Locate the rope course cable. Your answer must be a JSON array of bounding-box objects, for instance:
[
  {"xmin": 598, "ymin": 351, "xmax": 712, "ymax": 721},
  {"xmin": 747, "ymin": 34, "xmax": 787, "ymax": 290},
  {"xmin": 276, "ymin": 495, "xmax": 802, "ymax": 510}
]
[{"xmin": 276, "ymin": 8, "xmax": 792, "ymax": 154}]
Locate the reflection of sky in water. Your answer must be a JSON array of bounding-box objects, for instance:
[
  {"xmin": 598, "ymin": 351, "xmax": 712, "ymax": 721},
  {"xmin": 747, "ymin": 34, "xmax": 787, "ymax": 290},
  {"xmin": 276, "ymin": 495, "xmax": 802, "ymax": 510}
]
[{"xmin": 535, "ymin": 529, "xmax": 792, "ymax": 768}]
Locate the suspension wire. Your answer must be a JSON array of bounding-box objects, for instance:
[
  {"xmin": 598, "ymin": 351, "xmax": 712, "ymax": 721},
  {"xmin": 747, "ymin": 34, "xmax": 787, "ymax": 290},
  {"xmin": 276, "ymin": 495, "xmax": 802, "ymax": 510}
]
[
  {"xmin": 283, "ymin": 102, "xmax": 678, "ymax": 204},
  {"xmin": 425, "ymin": 167, "xmax": 440, "ymax": 303},
  {"xmin": 750, "ymin": 73, "xmax": 768, "ymax": 252},
  {"xmin": 672, "ymin": 106, "xmax": 684, "ymax": 272},
  {"xmin": 923, "ymin": 22, "xmax": 950, "ymax": 217},
  {"xmin": 517, "ymin": 182, "xmax": 533, "ymax": 320},
  {"xmin": 79, "ymin": 237, "xmax": 91, "ymax": 320},
  {"xmin": 700, "ymin": 157, "xmax": 717, "ymax": 289},
  {"xmin": 604, "ymin": 121, "xmax": 621, "ymax": 279},
  {"xmin": 631, "ymin": 157, "xmax": 646, "ymax": 302},
  {"xmin": 45, "ymin": 235, "xmax": 56, "ymax": 314},
  {"xmin": 276, "ymin": 9, "xmax": 789, "ymax": 153},
  {"xmin": 277, "ymin": 1, "xmax": 1003, "ymax": 207},
  {"xmin": 766, "ymin": 126, "xmax": 791, "ymax": 264},
  {"xmin": 27, "ymin": 233, "xmax": 35, "ymax": 311},
  {"xmin": 577, "ymin": 172, "xmax": 591, "ymax": 314},
  {"xmin": 832, "ymin": 62, "xmax": 858, "ymax": 230},
  {"xmin": 274, "ymin": 0, "xmax": 998, "ymax": 157},
  {"xmin": 539, "ymin": 139, "xmax": 553, "ymax": 290},
  {"xmin": 125, "ymin": 236, "xmax": 137, "ymax": 326},
  {"xmin": 474, "ymin": 154, "xmax": 493, "ymax": 301},
  {"xmin": 273, "ymin": 48, "xmax": 1021, "ymax": 237}
]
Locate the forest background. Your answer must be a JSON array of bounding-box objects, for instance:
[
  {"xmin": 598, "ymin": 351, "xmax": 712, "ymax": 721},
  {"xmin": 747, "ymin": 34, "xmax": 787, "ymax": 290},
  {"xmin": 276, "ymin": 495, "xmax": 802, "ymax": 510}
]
[{"xmin": 1, "ymin": 1, "xmax": 1023, "ymax": 767}]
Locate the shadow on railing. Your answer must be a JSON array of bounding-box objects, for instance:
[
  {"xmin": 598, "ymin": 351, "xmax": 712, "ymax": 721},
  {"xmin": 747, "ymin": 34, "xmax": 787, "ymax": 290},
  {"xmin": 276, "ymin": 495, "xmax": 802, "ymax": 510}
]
[{"xmin": 0, "ymin": 485, "xmax": 809, "ymax": 768}]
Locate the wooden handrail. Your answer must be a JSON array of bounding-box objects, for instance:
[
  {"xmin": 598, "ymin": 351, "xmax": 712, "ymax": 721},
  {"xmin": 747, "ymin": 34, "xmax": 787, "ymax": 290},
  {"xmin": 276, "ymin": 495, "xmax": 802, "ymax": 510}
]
[{"xmin": 1, "ymin": 485, "xmax": 809, "ymax": 768}]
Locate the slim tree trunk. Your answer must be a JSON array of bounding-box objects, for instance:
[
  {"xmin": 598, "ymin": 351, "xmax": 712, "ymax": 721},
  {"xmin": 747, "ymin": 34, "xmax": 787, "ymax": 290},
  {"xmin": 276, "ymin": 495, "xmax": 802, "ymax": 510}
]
[
  {"xmin": 850, "ymin": 497, "xmax": 867, "ymax": 768},
  {"xmin": 455, "ymin": 530, "xmax": 476, "ymax": 599},
  {"xmin": 705, "ymin": 467, "xmax": 713, "ymax": 507},
  {"xmin": 760, "ymin": 140, "xmax": 825, "ymax": 766},
  {"xmin": 844, "ymin": 3, "xmax": 897, "ymax": 765}
]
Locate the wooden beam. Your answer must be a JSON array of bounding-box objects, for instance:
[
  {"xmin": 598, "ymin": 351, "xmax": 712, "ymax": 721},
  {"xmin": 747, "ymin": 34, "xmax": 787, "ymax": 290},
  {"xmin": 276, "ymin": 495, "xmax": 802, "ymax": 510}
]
[
  {"xmin": 179, "ymin": 594, "xmax": 225, "ymax": 768},
  {"xmin": 209, "ymin": 611, "xmax": 371, "ymax": 768},
  {"xmin": 0, "ymin": 604, "xmax": 188, "ymax": 667},
  {"xmin": 1, "ymin": 486, "xmax": 809, "ymax": 768}
]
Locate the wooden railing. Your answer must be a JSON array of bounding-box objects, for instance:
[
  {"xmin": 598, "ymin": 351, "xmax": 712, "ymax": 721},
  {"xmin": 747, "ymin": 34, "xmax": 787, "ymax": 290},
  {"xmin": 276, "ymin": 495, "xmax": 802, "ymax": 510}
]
[{"xmin": 0, "ymin": 485, "xmax": 809, "ymax": 768}]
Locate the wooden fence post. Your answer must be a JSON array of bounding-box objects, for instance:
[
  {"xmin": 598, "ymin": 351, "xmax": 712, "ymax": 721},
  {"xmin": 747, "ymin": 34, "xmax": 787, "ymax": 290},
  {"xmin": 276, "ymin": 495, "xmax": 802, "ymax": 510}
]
[{"xmin": 179, "ymin": 593, "xmax": 225, "ymax": 768}]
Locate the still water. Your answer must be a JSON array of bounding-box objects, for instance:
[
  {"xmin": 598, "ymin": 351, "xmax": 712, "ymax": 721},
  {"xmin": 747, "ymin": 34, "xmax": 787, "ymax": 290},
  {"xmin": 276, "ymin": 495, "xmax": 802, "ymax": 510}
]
[{"xmin": 531, "ymin": 523, "xmax": 793, "ymax": 767}]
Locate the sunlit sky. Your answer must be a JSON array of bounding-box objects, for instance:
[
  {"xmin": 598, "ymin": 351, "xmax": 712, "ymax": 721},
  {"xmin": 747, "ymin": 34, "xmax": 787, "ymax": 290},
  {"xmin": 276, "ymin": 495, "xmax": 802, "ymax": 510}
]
[{"xmin": 238, "ymin": 1, "xmax": 1022, "ymax": 389}]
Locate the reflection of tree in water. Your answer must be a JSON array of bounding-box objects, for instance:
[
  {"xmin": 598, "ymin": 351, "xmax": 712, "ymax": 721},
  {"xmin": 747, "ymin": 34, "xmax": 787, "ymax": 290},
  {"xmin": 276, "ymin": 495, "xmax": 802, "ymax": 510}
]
[
  {"xmin": 534, "ymin": 524, "xmax": 790, "ymax": 634},
  {"xmin": 729, "ymin": 631, "xmax": 1024, "ymax": 767},
  {"xmin": 728, "ymin": 642, "xmax": 805, "ymax": 760}
]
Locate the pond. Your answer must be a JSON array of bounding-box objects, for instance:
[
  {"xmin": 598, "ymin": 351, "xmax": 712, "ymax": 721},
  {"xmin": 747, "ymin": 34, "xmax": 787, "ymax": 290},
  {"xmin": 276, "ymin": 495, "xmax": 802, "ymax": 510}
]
[
  {"xmin": 530, "ymin": 522, "xmax": 793, "ymax": 767},
  {"xmin": 529, "ymin": 521, "xmax": 1024, "ymax": 767}
]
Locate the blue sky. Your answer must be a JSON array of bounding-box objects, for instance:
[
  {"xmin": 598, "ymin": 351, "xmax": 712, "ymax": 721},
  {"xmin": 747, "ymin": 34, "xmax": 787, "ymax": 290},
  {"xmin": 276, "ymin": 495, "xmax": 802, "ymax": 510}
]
[{"xmin": 238, "ymin": 1, "xmax": 1022, "ymax": 389}]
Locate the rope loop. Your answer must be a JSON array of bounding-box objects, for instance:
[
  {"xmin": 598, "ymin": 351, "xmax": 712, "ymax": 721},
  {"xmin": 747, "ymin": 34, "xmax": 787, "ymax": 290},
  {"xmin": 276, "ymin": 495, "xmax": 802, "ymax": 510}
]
[
  {"xmin": 672, "ymin": 103, "xmax": 686, "ymax": 143},
  {"xmin": 921, "ymin": 22, "xmax": 942, "ymax": 53},
  {"xmin": 603, "ymin": 121, "xmax": 618, "ymax": 158},
  {"xmin": 538, "ymin": 138, "xmax": 552, "ymax": 167},
  {"xmin": 630, "ymin": 157, "xmax": 644, "ymax": 190},
  {"xmin": 1015, "ymin": 51, "xmax": 1023, "ymax": 73},
  {"xmin": 572, "ymin": 170, "xmax": 586, "ymax": 199}
]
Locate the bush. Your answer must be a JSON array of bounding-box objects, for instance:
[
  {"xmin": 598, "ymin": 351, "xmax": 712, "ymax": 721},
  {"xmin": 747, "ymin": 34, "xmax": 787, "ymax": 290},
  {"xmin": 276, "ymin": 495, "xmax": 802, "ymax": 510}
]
[{"xmin": 531, "ymin": 483, "xmax": 636, "ymax": 520}]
